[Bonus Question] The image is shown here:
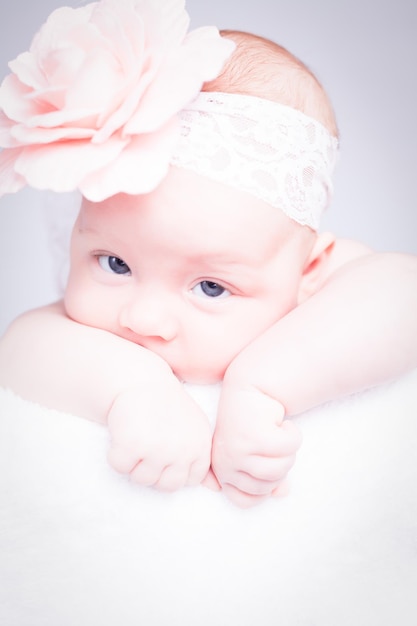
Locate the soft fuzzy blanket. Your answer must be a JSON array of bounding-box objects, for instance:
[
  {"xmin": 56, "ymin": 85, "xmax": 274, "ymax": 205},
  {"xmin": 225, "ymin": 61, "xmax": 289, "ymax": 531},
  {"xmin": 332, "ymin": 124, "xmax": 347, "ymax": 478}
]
[{"xmin": 1, "ymin": 372, "xmax": 417, "ymax": 626}]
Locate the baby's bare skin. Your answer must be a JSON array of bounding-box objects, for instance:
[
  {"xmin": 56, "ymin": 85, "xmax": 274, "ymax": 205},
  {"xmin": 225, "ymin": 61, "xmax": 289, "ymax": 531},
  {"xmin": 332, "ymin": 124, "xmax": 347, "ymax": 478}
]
[
  {"xmin": 1, "ymin": 169, "xmax": 416, "ymax": 506},
  {"xmin": 1, "ymin": 27, "xmax": 417, "ymax": 508}
]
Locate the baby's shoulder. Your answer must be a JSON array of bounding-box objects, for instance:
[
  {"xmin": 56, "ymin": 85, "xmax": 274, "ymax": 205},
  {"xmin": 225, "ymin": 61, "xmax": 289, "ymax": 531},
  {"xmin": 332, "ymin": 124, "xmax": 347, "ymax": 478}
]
[
  {"xmin": 332, "ymin": 237, "xmax": 373, "ymax": 258},
  {"xmin": 324, "ymin": 237, "xmax": 372, "ymax": 278}
]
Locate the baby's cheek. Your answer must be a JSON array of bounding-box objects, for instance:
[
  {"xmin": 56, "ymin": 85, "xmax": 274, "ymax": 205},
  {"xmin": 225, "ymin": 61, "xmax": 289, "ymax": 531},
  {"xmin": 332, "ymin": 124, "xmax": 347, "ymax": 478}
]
[
  {"xmin": 200, "ymin": 343, "xmax": 243, "ymax": 383},
  {"xmin": 64, "ymin": 283, "xmax": 86, "ymax": 324},
  {"xmin": 64, "ymin": 278, "xmax": 99, "ymax": 327}
]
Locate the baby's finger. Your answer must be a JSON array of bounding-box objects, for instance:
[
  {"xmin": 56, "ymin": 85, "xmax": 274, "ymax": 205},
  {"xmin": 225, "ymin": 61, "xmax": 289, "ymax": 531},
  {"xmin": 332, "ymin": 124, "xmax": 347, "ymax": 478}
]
[
  {"xmin": 237, "ymin": 474, "xmax": 280, "ymax": 496},
  {"xmin": 107, "ymin": 445, "xmax": 143, "ymax": 475},
  {"xmin": 241, "ymin": 453, "xmax": 297, "ymax": 482},
  {"xmin": 222, "ymin": 483, "xmax": 269, "ymax": 508},
  {"xmin": 271, "ymin": 478, "xmax": 290, "ymax": 498},
  {"xmin": 129, "ymin": 459, "xmax": 163, "ymax": 487},
  {"xmin": 201, "ymin": 468, "xmax": 221, "ymax": 491},
  {"xmin": 154, "ymin": 465, "xmax": 189, "ymax": 492},
  {"xmin": 221, "ymin": 469, "xmax": 281, "ymax": 496},
  {"xmin": 185, "ymin": 453, "xmax": 212, "ymax": 487}
]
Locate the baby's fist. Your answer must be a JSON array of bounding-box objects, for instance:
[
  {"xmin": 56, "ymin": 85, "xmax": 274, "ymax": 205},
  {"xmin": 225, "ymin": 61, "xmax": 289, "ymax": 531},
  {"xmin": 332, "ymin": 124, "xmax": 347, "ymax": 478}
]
[
  {"xmin": 107, "ymin": 383, "xmax": 212, "ymax": 492},
  {"xmin": 212, "ymin": 385, "xmax": 302, "ymax": 506}
]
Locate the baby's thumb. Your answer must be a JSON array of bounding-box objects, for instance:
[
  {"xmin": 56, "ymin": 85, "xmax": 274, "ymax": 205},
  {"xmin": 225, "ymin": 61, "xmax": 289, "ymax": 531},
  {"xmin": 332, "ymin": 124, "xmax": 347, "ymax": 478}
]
[
  {"xmin": 107, "ymin": 444, "xmax": 139, "ymax": 475},
  {"xmin": 201, "ymin": 468, "xmax": 221, "ymax": 491}
]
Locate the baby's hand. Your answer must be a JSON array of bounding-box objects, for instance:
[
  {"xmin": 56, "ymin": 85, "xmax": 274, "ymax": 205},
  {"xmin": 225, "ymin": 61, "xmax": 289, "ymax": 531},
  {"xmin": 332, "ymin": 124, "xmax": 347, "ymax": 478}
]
[
  {"xmin": 211, "ymin": 385, "xmax": 302, "ymax": 507},
  {"xmin": 107, "ymin": 378, "xmax": 212, "ymax": 492}
]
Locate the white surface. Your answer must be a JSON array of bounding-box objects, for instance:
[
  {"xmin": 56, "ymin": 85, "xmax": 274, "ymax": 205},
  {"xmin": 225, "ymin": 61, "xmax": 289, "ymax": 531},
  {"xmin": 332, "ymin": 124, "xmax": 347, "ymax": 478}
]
[
  {"xmin": 1, "ymin": 371, "xmax": 417, "ymax": 626},
  {"xmin": 1, "ymin": 0, "xmax": 416, "ymax": 336},
  {"xmin": 1, "ymin": 6, "xmax": 416, "ymax": 623}
]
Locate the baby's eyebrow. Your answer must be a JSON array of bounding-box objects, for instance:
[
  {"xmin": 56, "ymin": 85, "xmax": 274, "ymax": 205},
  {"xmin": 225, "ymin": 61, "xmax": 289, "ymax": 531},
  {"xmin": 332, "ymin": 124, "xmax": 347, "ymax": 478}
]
[
  {"xmin": 188, "ymin": 249, "xmax": 268, "ymax": 271},
  {"xmin": 187, "ymin": 254, "xmax": 261, "ymax": 287},
  {"xmin": 77, "ymin": 222, "xmax": 98, "ymax": 235},
  {"xmin": 187, "ymin": 251, "xmax": 249, "ymax": 268}
]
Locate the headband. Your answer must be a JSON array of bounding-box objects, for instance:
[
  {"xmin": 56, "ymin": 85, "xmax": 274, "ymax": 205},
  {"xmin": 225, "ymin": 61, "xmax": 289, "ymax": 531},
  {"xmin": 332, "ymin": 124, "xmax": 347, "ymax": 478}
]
[
  {"xmin": 0, "ymin": 0, "xmax": 235, "ymax": 201},
  {"xmin": 0, "ymin": 0, "xmax": 338, "ymax": 230},
  {"xmin": 171, "ymin": 92, "xmax": 339, "ymax": 230}
]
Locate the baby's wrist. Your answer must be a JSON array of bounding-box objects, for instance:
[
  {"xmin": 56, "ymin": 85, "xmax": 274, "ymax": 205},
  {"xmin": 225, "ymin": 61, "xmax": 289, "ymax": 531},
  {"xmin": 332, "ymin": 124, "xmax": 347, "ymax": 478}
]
[
  {"xmin": 101, "ymin": 345, "xmax": 180, "ymax": 421},
  {"xmin": 223, "ymin": 359, "xmax": 286, "ymax": 413},
  {"xmin": 222, "ymin": 358, "xmax": 260, "ymax": 394}
]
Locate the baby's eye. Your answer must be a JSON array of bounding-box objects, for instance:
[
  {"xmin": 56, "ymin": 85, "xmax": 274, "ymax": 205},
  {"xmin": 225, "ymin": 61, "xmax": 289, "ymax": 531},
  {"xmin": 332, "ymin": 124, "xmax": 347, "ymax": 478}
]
[
  {"xmin": 97, "ymin": 255, "xmax": 131, "ymax": 276},
  {"xmin": 192, "ymin": 280, "xmax": 230, "ymax": 299}
]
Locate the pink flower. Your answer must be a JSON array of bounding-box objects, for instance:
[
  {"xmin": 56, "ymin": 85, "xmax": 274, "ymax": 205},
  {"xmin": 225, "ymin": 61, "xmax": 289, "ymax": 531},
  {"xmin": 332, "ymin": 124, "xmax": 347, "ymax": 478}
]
[{"xmin": 0, "ymin": 0, "xmax": 234, "ymax": 201}]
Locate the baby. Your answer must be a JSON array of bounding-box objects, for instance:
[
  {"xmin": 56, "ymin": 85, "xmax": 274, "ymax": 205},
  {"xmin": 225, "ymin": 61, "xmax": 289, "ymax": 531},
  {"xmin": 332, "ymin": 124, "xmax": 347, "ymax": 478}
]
[{"xmin": 1, "ymin": 2, "xmax": 416, "ymax": 507}]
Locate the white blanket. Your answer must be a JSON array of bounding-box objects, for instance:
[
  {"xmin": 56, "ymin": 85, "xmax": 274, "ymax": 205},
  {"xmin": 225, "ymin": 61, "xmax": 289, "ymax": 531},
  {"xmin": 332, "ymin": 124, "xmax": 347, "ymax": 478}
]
[{"xmin": 1, "ymin": 373, "xmax": 417, "ymax": 626}]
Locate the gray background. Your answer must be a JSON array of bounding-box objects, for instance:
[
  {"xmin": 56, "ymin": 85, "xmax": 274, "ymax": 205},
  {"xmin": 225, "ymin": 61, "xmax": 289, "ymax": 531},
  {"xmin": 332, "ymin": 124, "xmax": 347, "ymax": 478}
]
[{"xmin": 1, "ymin": 0, "xmax": 416, "ymax": 335}]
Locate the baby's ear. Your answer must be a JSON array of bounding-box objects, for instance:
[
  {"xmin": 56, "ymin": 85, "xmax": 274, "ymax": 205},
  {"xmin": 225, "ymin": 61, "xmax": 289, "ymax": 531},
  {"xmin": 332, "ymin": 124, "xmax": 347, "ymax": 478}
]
[{"xmin": 298, "ymin": 232, "xmax": 336, "ymax": 303}]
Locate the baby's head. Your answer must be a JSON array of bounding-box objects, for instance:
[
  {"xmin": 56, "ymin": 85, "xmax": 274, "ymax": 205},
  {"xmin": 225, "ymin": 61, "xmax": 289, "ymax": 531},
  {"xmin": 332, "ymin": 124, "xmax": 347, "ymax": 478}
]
[
  {"xmin": 65, "ymin": 31, "xmax": 338, "ymax": 383},
  {"xmin": 203, "ymin": 30, "xmax": 338, "ymax": 136}
]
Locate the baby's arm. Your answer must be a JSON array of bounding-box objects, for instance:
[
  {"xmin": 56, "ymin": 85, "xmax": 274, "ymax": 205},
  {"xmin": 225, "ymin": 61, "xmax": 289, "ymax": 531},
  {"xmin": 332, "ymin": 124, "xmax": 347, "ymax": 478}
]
[
  {"xmin": 212, "ymin": 247, "xmax": 417, "ymax": 504},
  {"xmin": 0, "ymin": 302, "xmax": 212, "ymax": 491}
]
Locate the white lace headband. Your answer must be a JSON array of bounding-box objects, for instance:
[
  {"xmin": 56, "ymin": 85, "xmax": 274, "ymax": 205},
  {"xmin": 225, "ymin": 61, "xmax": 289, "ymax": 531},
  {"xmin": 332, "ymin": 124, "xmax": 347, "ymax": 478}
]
[
  {"xmin": 171, "ymin": 92, "xmax": 339, "ymax": 230},
  {"xmin": 0, "ymin": 1, "xmax": 337, "ymax": 230}
]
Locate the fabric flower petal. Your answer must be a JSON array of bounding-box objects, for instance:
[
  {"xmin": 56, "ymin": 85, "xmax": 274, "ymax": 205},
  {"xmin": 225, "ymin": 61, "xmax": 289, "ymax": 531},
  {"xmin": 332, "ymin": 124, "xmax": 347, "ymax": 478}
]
[
  {"xmin": 92, "ymin": 0, "xmax": 190, "ymax": 143},
  {"xmin": 14, "ymin": 136, "xmax": 128, "ymax": 193},
  {"xmin": 80, "ymin": 117, "xmax": 180, "ymax": 201},
  {"xmin": 124, "ymin": 27, "xmax": 235, "ymax": 134},
  {"xmin": 29, "ymin": 5, "xmax": 96, "ymax": 61},
  {"xmin": 8, "ymin": 52, "xmax": 47, "ymax": 92},
  {"xmin": 0, "ymin": 148, "xmax": 26, "ymax": 193},
  {"xmin": 11, "ymin": 124, "xmax": 95, "ymax": 144},
  {"xmin": 0, "ymin": 0, "xmax": 235, "ymax": 200},
  {"xmin": 0, "ymin": 112, "xmax": 21, "ymax": 148},
  {"xmin": 0, "ymin": 74, "xmax": 46, "ymax": 124}
]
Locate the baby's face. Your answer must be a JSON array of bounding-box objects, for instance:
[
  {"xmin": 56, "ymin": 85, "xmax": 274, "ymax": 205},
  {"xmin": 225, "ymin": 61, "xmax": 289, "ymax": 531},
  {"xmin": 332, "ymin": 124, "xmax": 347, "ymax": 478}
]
[{"xmin": 65, "ymin": 167, "xmax": 311, "ymax": 383}]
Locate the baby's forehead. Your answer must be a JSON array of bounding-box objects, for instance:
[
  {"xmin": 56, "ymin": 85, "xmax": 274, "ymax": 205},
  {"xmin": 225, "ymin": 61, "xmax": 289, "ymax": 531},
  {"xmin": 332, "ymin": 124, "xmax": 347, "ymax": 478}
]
[{"xmin": 78, "ymin": 174, "xmax": 301, "ymax": 265}]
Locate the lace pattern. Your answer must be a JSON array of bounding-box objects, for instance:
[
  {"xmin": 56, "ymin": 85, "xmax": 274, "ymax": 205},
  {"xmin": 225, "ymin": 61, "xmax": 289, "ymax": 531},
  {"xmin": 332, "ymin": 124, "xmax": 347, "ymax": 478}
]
[{"xmin": 171, "ymin": 92, "xmax": 339, "ymax": 229}]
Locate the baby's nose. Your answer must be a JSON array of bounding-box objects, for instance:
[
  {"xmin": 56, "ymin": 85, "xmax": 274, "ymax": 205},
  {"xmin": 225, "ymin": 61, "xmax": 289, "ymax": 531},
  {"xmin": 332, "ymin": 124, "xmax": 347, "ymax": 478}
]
[{"xmin": 118, "ymin": 290, "xmax": 178, "ymax": 342}]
